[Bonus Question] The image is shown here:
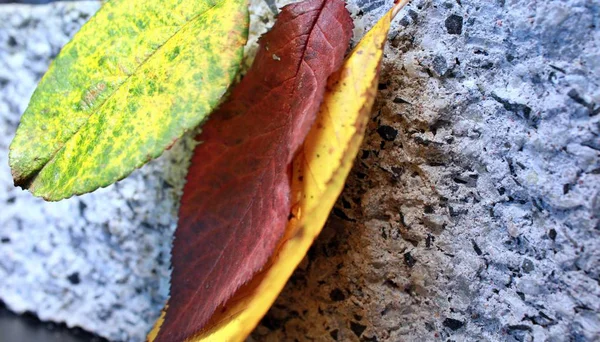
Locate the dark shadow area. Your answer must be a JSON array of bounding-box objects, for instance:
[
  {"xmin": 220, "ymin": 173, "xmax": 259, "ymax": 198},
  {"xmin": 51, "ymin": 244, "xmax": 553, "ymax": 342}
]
[{"xmin": 0, "ymin": 301, "xmax": 108, "ymax": 342}]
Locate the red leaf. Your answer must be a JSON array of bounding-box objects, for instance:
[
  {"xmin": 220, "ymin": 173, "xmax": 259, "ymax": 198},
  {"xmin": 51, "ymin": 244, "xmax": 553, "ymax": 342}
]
[{"xmin": 155, "ymin": 0, "xmax": 354, "ymax": 340}]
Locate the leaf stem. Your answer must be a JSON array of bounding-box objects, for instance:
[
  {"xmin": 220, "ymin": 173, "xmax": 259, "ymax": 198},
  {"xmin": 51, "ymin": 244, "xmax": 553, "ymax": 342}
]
[{"xmin": 392, "ymin": 0, "xmax": 411, "ymax": 18}]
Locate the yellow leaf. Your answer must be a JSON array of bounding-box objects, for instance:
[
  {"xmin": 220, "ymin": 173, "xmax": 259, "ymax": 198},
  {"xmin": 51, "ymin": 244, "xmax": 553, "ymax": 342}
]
[{"xmin": 148, "ymin": 0, "xmax": 408, "ymax": 340}]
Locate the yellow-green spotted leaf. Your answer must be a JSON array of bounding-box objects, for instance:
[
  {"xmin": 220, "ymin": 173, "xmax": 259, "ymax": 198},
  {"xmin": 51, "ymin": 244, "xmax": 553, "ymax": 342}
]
[{"xmin": 9, "ymin": 0, "xmax": 249, "ymax": 201}]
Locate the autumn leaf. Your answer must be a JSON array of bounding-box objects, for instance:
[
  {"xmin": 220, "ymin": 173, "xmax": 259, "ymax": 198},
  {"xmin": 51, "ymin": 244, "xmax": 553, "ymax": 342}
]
[
  {"xmin": 9, "ymin": 0, "xmax": 248, "ymax": 201},
  {"xmin": 151, "ymin": 0, "xmax": 354, "ymax": 340},
  {"xmin": 149, "ymin": 0, "xmax": 407, "ymax": 341}
]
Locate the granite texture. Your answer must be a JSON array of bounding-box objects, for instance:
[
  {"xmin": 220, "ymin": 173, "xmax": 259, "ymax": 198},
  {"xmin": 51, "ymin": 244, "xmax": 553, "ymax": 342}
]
[{"xmin": 0, "ymin": 0, "xmax": 599, "ymax": 341}]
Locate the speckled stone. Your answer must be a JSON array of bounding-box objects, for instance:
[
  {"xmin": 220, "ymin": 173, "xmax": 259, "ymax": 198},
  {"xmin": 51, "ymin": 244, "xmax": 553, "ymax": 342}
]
[
  {"xmin": 0, "ymin": 0, "xmax": 599, "ymax": 341},
  {"xmin": 0, "ymin": 2, "xmax": 188, "ymax": 341},
  {"xmin": 250, "ymin": 0, "xmax": 600, "ymax": 341}
]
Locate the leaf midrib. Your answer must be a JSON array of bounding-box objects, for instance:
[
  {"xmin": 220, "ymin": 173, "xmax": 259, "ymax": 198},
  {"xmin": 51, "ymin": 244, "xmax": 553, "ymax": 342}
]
[{"xmin": 168, "ymin": 0, "xmax": 334, "ymax": 332}]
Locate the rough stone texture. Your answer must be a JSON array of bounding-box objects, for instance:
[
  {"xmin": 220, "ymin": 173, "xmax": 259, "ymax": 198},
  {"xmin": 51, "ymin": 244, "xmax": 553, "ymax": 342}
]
[
  {"xmin": 0, "ymin": 0, "xmax": 599, "ymax": 342},
  {"xmin": 0, "ymin": 2, "xmax": 188, "ymax": 341},
  {"xmin": 251, "ymin": 0, "xmax": 600, "ymax": 341}
]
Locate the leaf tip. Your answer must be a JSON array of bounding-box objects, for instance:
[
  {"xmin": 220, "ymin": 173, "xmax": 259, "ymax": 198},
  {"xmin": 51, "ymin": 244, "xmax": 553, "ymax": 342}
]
[{"xmin": 9, "ymin": 162, "xmax": 33, "ymax": 192}]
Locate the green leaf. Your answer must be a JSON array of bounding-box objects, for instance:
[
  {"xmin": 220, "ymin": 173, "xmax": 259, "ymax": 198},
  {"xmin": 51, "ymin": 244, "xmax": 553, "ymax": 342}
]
[{"xmin": 9, "ymin": 0, "xmax": 249, "ymax": 201}]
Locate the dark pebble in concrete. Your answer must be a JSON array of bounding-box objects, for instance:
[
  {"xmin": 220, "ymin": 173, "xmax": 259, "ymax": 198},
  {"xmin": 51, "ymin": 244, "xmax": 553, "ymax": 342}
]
[
  {"xmin": 445, "ymin": 14, "xmax": 463, "ymax": 35},
  {"xmin": 443, "ymin": 318, "xmax": 465, "ymax": 331},
  {"xmin": 377, "ymin": 125, "xmax": 398, "ymax": 141}
]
